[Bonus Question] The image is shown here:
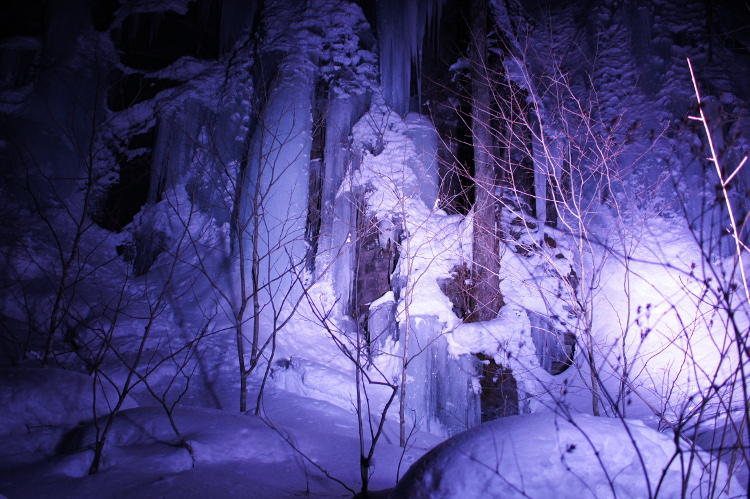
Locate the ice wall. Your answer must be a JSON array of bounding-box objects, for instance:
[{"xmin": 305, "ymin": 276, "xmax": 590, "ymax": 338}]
[
  {"xmin": 149, "ymin": 101, "xmax": 206, "ymax": 204},
  {"xmin": 259, "ymin": 0, "xmax": 378, "ymax": 318},
  {"xmin": 316, "ymin": 94, "xmax": 369, "ymax": 317}
]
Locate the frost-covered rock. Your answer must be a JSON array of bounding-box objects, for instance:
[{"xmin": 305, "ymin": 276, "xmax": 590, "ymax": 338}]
[{"xmin": 392, "ymin": 412, "xmax": 742, "ymax": 498}]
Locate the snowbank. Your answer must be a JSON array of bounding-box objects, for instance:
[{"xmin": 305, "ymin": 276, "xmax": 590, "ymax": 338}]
[{"xmin": 0, "ymin": 368, "xmax": 137, "ymax": 463}]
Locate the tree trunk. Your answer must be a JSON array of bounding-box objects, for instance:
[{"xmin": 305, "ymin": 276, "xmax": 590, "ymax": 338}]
[{"xmin": 470, "ymin": 0, "xmax": 503, "ymax": 322}]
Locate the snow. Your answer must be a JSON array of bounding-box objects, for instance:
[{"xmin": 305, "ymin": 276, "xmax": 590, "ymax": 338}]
[
  {"xmin": 0, "ymin": 368, "xmax": 137, "ymax": 465},
  {"xmin": 371, "ymin": 290, "xmax": 396, "ymax": 309},
  {"xmin": 58, "ymin": 406, "xmax": 293, "ymax": 474},
  {"xmin": 393, "ymin": 412, "xmax": 743, "ymax": 498},
  {"xmin": 263, "ymin": 0, "xmax": 377, "ymax": 96},
  {"xmin": 447, "ymin": 304, "xmax": 548, "ymax": 414},
  {"xmin": 589, "ymin": 216, "xmax": 748, "ymax": 419},
  {"xmin": 0, "ymin": 368, "xmax": 136, "ymax": 432}
]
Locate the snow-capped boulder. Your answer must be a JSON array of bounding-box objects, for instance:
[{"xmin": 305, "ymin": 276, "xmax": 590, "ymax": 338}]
[{"xmin": 391, "ymin": 412, "xmax": 741, "ymax": 498}]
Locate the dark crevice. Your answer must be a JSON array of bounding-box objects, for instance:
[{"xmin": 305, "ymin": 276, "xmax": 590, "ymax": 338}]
[
  {"xmin": 476, "ymin": 352, "xmax": 519, "ymax": 421},
  {"xmin": 0, "ymin": 0, "xmax": 49, "ymax": 39},
  {"xmin": 93, "ymin": 130, "xmax": 155, "ymax": 232},
  {"xmin": 0, "ymin": 42, "xmax": 41, "ymax": 90},
  {"xmin": 94, "ymin": 153, "xmax": 151, "ymax": 232},
  {"xmin": 111, "ymin": 0, "xmax": 222, "ymax": 71},
  {"xmin": 420, "ymin": 0, "xmax": 474, "ymax": 215},
  {"xmin": 91, "ymin": 0, "xmax": 119, "ymax": 32},
  {"xmin": 107, "ymin": 72, "xmax": 182, "ymax": 112},
  {"xmin": 128, "ymin": 128, "xmax": 156, "ymax": 150},
  {"xmin": 305, "ymin": 92, "xmax": 326, "ymax": 273}
]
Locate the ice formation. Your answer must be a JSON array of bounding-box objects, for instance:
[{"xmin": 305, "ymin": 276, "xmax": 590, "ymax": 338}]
[
  {"xmin": 1, "ymin": 0, "xmax": 749, "ymax": 496},
  {"xmin": 240, "ymin": 50, "xmax": 314, "ymax": 340}
]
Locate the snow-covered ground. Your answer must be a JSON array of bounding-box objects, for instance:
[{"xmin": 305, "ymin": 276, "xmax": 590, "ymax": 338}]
[
  {"xmin": 0, "ymin": 369, "xmax": 443, "ymax": 498},
  {"xmin": 0, "ymin": 369, "xmax": 744, "ymax": 498}
]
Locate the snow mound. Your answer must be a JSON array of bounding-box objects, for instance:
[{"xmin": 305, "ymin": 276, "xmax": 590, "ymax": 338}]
[
  {"xmin": 0, "ymin": 368, "xmax": 136, "ymax": 433},
  {"xmin": 58, "ymin": 406, "xmax": 293, "ymax": 475},
  {"xmin": 391, "ymin": 413, "xmax": 741, "ymax": 499},
  {"xmin": 0, "ymin": 368, "xmax": 138, "ymax": 463}
]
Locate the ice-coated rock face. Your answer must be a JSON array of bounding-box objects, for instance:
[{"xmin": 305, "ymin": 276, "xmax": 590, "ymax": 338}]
[{"xmin": 391, "ymin": 412, "xmax": 742, "ymax": 499}]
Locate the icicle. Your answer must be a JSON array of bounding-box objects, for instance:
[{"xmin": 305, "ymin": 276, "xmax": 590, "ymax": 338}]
[{"xmin": 376, "ymin": 0, "xmax": 445, "ymax": 115}]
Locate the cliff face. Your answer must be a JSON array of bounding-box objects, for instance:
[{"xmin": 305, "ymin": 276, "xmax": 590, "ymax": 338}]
[{"xmin": 0, "ymin": 0, "xmax": 748, "ymax": 449}]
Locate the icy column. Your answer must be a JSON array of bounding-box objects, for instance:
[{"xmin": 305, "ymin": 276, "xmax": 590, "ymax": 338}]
[
  {"xmin": 368, "ymin": 291, "xmax": 397, "ymax": 351},
  {"xmin": 132, "ymin": 100, "xmax": 208, "ymax": 274},
  {"xmin": 346, "ymin": 104, "xmax": 477, "ymax": 435},
  {"xmin": 404, "ymin": 315, "xmax": 479, "ymax": 436},
  {"xmin": 316, "ymin": 93, "xmax": 369, "ymax": 314},
  {"xmin": 528, "ymin": 310, "xmax": 575, "ymax": 375},
  {"xmin": 399, "ymin": 116, "xmax": 479, "ymax": 436},
  {"xmin": 241, "ymin": 52, "xmax": 315, "ymax": 339},
  {"xmin": 404, "ymin": 113, "xmax": 439, "ymax": 207}
]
